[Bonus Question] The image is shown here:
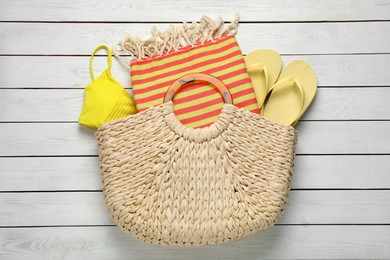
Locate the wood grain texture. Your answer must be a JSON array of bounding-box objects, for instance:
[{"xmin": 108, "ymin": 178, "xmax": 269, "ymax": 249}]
[
  {"xmin": 1, "ymin": 226, "xmax": 390, "ymax": 259},
  {"xmin": 2, "ymin": 22, "xmax": 390, "ymax": 55},
  {"xmin": 1, "ymin": 1, "xmax": 390, "ymax": 258},
  {"xmin": 301, "ymin": 87, "xmax": 390, "ymax": 120},
  {"xmin": 1, "ymin": 87, "xmax": 390, "ymax": 122},
  {"xmin": 2, "ymin": 155, "xmax": 390, "ymax": 191},
  {"xmin": 1, "ymin": 191, "xmax": 389, "ymax": 226},
  {"xmin": 1, "ymin": 121, "xmax": 390, "ymax": 156},
  {"xmin": 1, "ymin": 0, "xmax": 390, "ymax": 22},
  {"xmin": 292, "ymin": 155, "xmax": 390, "ymax": 189},
  {"xmin": 295, "ymin": 121, "xmax": 390, "ymax": 154},
  {"xmin": 0, "ymin": 157, "xmax": 101, "ymax": 191},
  {"xmin": 1, "ymin": 55, "xmax": 389, "ymax": 88}
]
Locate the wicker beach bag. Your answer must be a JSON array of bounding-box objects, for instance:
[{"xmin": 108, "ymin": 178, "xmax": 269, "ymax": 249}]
[{"xmin": 96, "ymin": 74, "xmax": 298, "ymax": 246}]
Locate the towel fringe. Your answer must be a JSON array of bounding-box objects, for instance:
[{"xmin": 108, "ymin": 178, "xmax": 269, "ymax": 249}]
[{"xmin": 113, "ymin": 14, "xmax": 239, "ymax": 65}]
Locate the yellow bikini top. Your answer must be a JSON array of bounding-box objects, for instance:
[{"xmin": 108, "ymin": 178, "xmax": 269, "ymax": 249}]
[{"xmin": 79, "ymin": 45, "xmax": 137, "ymax": 128}]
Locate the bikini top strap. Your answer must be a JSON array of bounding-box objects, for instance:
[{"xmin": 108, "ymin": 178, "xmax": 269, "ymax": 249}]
[{"xmin": 89, "ymin": 45, "xmax": 112, "ymax": 80}]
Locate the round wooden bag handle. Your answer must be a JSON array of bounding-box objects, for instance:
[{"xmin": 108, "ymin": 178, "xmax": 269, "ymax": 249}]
[{"xmin": 163, "ymin": 73, "xmax": 233, "ymax": 104}]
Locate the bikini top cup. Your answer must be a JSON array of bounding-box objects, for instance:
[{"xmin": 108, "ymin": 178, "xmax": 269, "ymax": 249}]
[{"xmin": 79, "ymin": 45, "xmax": 137, "ymax": 128}]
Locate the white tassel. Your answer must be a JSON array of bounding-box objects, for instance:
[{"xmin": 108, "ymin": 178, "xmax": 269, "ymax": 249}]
[{"xmin": 114, "ymin": 14, "xmax": 240, "ymax": 61}]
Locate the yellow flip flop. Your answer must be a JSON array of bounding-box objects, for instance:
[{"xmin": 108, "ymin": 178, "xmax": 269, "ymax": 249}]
[
  {"xmin": 262, "ymin": 60, "xmax": 317, "ymax": 126},
  {"xmin": 244, "ymin": 50, "xmax": 282, "ymax": 109}
]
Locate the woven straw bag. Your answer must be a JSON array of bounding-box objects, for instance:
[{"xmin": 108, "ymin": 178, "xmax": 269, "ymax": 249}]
[{"xmin": 96, "ymin": 74, "xmax": 298, "ymax": 246}]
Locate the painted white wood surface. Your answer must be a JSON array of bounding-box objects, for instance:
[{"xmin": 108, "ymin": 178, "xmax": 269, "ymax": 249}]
[
  {"xmin": 1, "ymin": 121, "xmax": 390, "ymax": 156},
  {"xmin": 0, "ymin": 157, "xmax": 101, "ymax": 191},
  {"xmin": 1, "ymin": 1, "xmax": 390, "ymax": 259},
  {"xmin": 0, "ymin": 155, "xmax": 390, "ymax": 191},
  {"xmin": 1, "ymin": 55, "xmax": 390, "ymax": 88},
  {"xmin": 1, "ymin": 155, "xmax": 390, "ymax": 191},
  {"xmin": 1, "ymin": 0, "xmax": 390, "ymax": 22},
  {"xmin": 1, "ymin": 226, "xmax": 390, "ymax": 259},
  {"xmin": 2, "ymin": 87, "xmax": 390, "ymax": 122},
  {"xmin": 1, "ymin": 191, "xmax": 389, "ymax": 226},
  {"xmin": 2, "ymin": 22, "xmax": 390, "ymax": 55}
]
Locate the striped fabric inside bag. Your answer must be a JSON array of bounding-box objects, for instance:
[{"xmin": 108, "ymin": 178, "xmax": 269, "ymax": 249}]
[{"xmin": 131, "ymin": 36, "xmax": 259, "ymax": 128}]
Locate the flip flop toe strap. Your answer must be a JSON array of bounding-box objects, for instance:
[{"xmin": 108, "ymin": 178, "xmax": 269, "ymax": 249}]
[
  {"xmin": 247, "ymin": 63, "xmax": 270, "ymax": 107},
  {"xmin": 266, "ymin": 77, "xmax": 306, "ymax": 125}
]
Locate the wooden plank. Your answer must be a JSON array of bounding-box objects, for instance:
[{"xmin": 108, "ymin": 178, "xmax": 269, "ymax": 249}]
[
  {"xmin": 0, "ymin": 191, "xmax": 389, "ymax": 226},
  {"xmin": 0, "ymin": 192, "xmax": 111, "ymax": 226},
  {"xmin": 1, "ymin": 54, "xmax": 389, "ymax": 88},
  {"xmin": 293, "ymin": 155, "xmax": 390, "ymax": 189},
  {"xmin": 0, "ymin": 123, "xmax": 97, "ymax": 156},
  {"xmin": 1, "ymin": 22, "xmax": 390, "ymax": 55},
  {"xmin": 1, "ymin": 121, "xmax": 390, "ymax": 156},
  {"xmin": 0, "ymin": 89, "xmax": 85, "ymax": 122},
  {"xmin": 1, "ymin": 0, "xmax": 390, "ymax": 22},
  {"xmin": 1, "ymin": 226, "xmax": 389, "ymax": 259},
  {"xmin": 1, "ymin": 87, "xmax": 390, "ymax": 122},
  {"xmin": 301, "ymin": 87, "xmax": 390, "ymax": 120},
  {"xmin": 0, "ymin": 2, "xmax": 388, "ymax": 260},
  {"xmin": 294, "ymin": 121, "xmax": 390, "ymax": 154},
  {"xmin": 281, "ymin": 190, "xmax": 390, "ymax": 224},
  {"xmin": 1, "ymin": 155, "xmax": 390, "ymax": 191},
  {"xmin": 0, "ymin": 157, "xmax": 101, "ymax": 191},
  {"xmin": 0, "ymin": 56, "xmax": 132, "ymax": 88}
]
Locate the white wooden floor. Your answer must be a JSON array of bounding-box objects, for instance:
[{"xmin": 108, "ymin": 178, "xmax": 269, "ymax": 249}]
[{"xmin": 1, "ymin": 1, "xmax": 390, "ymax": 259}]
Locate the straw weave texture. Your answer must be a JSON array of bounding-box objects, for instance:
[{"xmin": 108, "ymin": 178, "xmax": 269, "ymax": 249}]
[{"xmin": 96, "ymin": 102, "xmax": 297, "ymax": 246}]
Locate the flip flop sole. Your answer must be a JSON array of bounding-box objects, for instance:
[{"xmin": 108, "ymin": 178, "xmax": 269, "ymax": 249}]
[
  {"xmin": 244, "ymin": 50, "xmax": 282, "ymax": 109},
  {"xmin": 286, "ymin": 61, "xmax": 317, "ymax": 125},
  {"xmin": 263, "ymin": 60, "xmax": 317, "ymax": 126}
]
